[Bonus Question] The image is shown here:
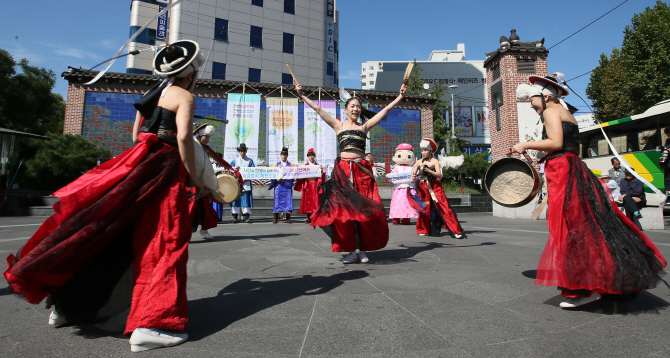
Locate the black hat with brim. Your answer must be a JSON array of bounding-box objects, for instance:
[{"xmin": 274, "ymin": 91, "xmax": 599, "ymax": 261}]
[{"xmin": 153, "ymin": 40, "xmax": 200, "ymax": 77}]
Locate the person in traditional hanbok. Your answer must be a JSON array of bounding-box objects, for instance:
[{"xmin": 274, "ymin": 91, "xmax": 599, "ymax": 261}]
[
  {"xmin": 231, "ymin": 143, "xmax": 254, "ymax": 223},
  {"xmin": 512, "ymin": 74, "xmax": 666, "ymax": 308},
  {"xmin": 295, "ymin": 148, "xmax": 325, "ymax": 223},
  {"xmin": 412, "ymin": 138, "xmax": 463, "ymax": 238},
  {"xmin": 270, "ymin": 147, "xmax": 295, "ymax": 223},
  {"xmin": 4, "ymin": 40, "xmax": 207, "ymax": 352},
  {"xmin": 389, "ymin": 143, "xmax": 419, "ymax": 225}
]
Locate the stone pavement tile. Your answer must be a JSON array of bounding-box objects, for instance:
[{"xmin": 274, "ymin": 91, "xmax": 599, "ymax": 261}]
[
  {"xmin": 362, "ymin": 263, "xmax": 493, "ymax": 292},
  {"xmin": 299, "ymin": 293, "xmax": 462, "ymax": 357},
  {"xmin": 441, "ymin": 270, "xmax": 545, "ymax": 305},
  {"xmin": 383, "ymin": 288, "xmax": 563, "ymax": 349}
]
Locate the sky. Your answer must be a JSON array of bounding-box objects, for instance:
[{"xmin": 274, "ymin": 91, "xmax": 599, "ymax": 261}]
[{"xmin": 0, "ymin": 0, "xmax": 662, "ymax": 116}]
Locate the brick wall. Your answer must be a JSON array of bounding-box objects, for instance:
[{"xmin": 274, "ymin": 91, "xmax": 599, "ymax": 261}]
[
  {"xmin": 486, "ymin": 55, "xmax": 547, "ymax": 162},
  {"xmin": 419, "ymin": 104, "xmax": 434, "ymax": 139},
  {"xmin": 63, "ymin": 84, "xmax": 86, "ymax": 135}
]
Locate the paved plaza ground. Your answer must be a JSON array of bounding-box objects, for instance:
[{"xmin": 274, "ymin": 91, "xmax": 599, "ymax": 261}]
[{"xmin": 1, "ymin": 213, "xmax": 670, "ymax": 357}]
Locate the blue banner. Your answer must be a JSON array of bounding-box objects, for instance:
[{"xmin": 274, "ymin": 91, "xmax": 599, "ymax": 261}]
[{"xmin": 157, "ymin": 6, "xmax": 168, "ymax": 39}]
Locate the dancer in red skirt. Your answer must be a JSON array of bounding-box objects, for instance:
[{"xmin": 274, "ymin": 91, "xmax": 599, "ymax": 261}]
[
  {"xmin": 295, "ymin": 80, "xmax": 406, "ymax": 263},
  {"xmin": 411, "ymin": 138, "xmax": 463, "ymax": 238},
  {"xmin": 512, "ymin": 74, "xmax": 666, "ymax": 308},
  {"xmin": 295, "ymin": 148, "xmax": 325, "ymax": 224},
  {"xmin": 4, "ymin": 40, "xmax": 208, "ymax": 351}
]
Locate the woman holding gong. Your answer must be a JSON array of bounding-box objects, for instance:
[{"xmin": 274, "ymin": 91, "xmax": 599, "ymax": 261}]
[{"xmin": 511, "ymin": 74, "xmax": 666, "ymax": 308}]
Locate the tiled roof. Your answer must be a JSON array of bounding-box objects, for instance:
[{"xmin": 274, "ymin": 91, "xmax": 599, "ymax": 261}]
[
  {"xmin": 483, "ymin": 29, "xmax": 548, "ymax": 67},
  {"xmin": 62, "ymin": 67, "xmax": 435, "ymax": 103}
]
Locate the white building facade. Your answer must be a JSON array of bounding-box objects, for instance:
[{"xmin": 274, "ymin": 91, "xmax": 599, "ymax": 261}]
[
  {"xmin": 127, "ymin": 0, "xmax": 339, "ymax": 87},
  {"xmin": 361, "ymin": 44, "xmax": 490, "ymax": 150}
]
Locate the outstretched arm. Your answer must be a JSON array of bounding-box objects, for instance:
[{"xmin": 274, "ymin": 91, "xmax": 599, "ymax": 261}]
[
  {"xmin": 362, "ymin": 83, "xmax": 406, "ymax": 132},
  {"xmin": 295, "ymin": 81, "xmax": 341, "ymax": 132}
]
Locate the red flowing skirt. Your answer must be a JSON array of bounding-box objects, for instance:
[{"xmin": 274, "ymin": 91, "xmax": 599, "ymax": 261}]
[
  {"xmin": 416, "ymin": 179, "xmax": 462, "ymax": 236},
  {"xmin": 310, "ymin": 158, "xmax": 389, "ymax": 252},
  {"xmin": 296, "ymin": 179, "xmax": 321, "ymax": 214},
  {"xmin": 537, "ymin": 153, "xmax": 666, "ymax": 294},
  {"xmin": 188, "ymin": 192, "xmax": 219, "ymax": 231},
  {"xmin": 4, "ymin": 133, "xmax": 191, "ymax": 333}
]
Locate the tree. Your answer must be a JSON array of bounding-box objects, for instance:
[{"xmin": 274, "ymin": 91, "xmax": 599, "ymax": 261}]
[
  {"xmin": 12, "ymin": 133, "xmax": 111, "ymax": 191},
  {"xmin": 586, "ymin": 1, "xmax": 670, "ymax": 121}
]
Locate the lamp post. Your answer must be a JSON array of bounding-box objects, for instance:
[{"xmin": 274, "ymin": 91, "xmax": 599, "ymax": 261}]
[{"xmin": 447, "ymin": 85, "xmax": 458, "ymax": 154}]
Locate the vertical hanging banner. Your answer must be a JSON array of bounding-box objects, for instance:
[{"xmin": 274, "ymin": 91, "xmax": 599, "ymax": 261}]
[
  {"xmin": 304, "ymin": 100, "xmax": 338, "ymax": 165},
  {"xmin": 224, "ymin": 93, "xmax": 261, "ymax": 163},
  {"xmin": 156, "ymin": 5, "xmax": 168, "ymax": 39},
  {"xmin": 266, "ymin": 97, "xmax": 299, "ymax": 164},
  {"xmin": 340, "ymin": 102, "xmax": 371, "ymax": 153},
  {"xmin": 474, "ymin": 106, "xmax": 490, "ymax": 137}
]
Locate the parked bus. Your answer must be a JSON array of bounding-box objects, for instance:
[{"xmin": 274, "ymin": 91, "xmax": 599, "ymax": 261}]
[{"xmin": 579, "ymin": 99, "xmax": 670, "ymax": 196}]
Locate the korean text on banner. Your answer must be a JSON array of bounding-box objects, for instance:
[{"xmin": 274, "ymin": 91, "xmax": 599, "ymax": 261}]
[
  {"xmin": 280, "ymin": 165, "xmax": 323, "ymax": 180},
  {"xmin": 157, "ymin": 6, "xmax": 168, "ymax": 39},
  {"xmin": 304, "ymin": 100, "xmax": 338, "ymax": 165},
  {"xmin": 386, "ymin": 172, "xmax": 414, "ymax": 185},
  {"xmin": 239, "ymin": 167, "xmax": 279, "ymax": 180},
  {"xmin": 224, "ymin": 93, "xmax": 261, "ymax": 163},
  {"xmin": 267, "ymin": 97, "xmax": 299, "ymax": 164}
]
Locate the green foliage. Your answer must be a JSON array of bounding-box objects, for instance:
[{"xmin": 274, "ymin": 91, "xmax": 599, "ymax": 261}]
[
  {"xmin": 586, "ymin": 1, "xmax": 670, "ymax": 122},
  {"xmin": 0, "ymin": 49, "xmax": 65, "ymax": 135},
  {"xmin": 11, "ymin": 133, "xmax": 111, "ymax": 191},
  {"xmin": 405, "ymin": 59, "xmax": 424, "ymax": 93},
  {"xmin": 459, "ymin": 152, "xmax": 491, "ymax": 178},
  {"xmin": 440, "ymin": 152, "xmax": 490, "ymax": 193}
]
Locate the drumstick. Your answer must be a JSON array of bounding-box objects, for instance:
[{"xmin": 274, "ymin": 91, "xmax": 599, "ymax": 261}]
[
  {"xmin": 286, "ymin": 64, "xmax": 299, "ymax": 85},
  {"xmin": 402, "ymin": 62, "xmax": 414, "ymax": 86}
]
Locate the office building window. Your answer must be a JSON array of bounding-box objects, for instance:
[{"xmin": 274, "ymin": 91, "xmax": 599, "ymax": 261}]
[
  {"xmin": 252, "ymin": 0, "xmax": 263, "ymax": 6},
  {"xmin": 284, "ymin": 0, "xmax": 295, "ymax": 14},
  {"xmin": 327, "ymin": 62, "xmax": 333, "ymax": 76},
  {"xmin": 334, "ymin": 71, "xmax": 338, "ymax": 86},
  {"xmin": 214, "ymin": 18, "xmax": 228, "ymax": 42},
  {"xmin": 250, "ymin": 26, "xmax": 263, "ymax": 48},
  {"xmin": 282, "ymin": 73, "xmax": 293, "ymax": 85},
  {"xmin": 282, "ymin": 33, "xmax": 294, "ymax": 54},
  {"xmin": 130, "ymin": 26, "xmax": 157, "ymax": 45},
  {"xmin": 362, "ymin": 68, "xmax": 366, "ymax": 72},
  {"xmin": 212, "ymin": 62, "xmax": 226, "ymax": 80},
  {"xmin": 369, "ymin": 66, "xmax": 373, "ymax": 70},
  {"xmin": 368, "ymin": 73, "xmax": 374, "ymax": 77},
  {"xmin": 370, "ymin": 81, "xmax": 374, "ymax": 85},
  {"xmin": 362, "ymin": 82, "xmax": 366, "ymax": 86},
  {"xmin": 248, "ymin": 68, "xmax": 261, "ymax": 82}
]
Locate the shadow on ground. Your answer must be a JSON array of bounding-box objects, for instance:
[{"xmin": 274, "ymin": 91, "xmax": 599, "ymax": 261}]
[
  {"xmin": 363, "ymin": 241, "xmax": 496, "ymax": 265},
  {"xmin": 189, "ymin": 233, "xmax": 300, "ymax": 244},
  {"xmin": 186, "ymin": 270, "xmax": 369, "ymax": 341},
  {"xmin": 543, "ymin": 291, "xmax": 670, "ymax": 315}
]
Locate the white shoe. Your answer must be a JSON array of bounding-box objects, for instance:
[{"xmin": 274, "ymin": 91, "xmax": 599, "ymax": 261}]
[
  {"xmin": 559, "ymin": 292, "xmax": 602, "ymax": 308},
  {"xmin": 454, "ymin": 233, "xmax": 462, "ymax": 239},
  {"xmin": 341, "ymin": 252, "xmax": 358, "ymax": 264},
  {"xmin": 359, "ymin": 251, "xmax": 369, "ymax": 263},
  {"xmin": 129, "ymin": 328, "xmax": 188, "ymax": 352},
  {"xmin": 48, "ymin": 309, "xmax": 67, "ymax": 326},
  {"xmin": 199, "ymin": 230, "xmax": 213, "ymax": 240},
  {"xmin": 418, "ymin": 233, "xmax": 426, "ymax": 236}
]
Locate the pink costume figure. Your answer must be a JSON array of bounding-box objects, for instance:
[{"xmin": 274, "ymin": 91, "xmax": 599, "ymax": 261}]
[{"xmin": 389, "ymin": 143, "xmax": 419, "ymax": 224}]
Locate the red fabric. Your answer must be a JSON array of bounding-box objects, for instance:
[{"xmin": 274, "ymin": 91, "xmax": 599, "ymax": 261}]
[
  {"xmin": 536, "ymin": 153, "xmax": 666, "ymax": 294},
  {"xmin": 4, "ymin": 133, "xmax": 193, "ymax": 334},
  {"xmin": 311, "ymin": 159, "xmax": 388, "ymax": 252},
  {"xmin": 392, "ymin": 218, "xmax": 411, "ymax": 225},
  {"xmin": 125, "ymin": 172, "xmax": 191, "ymax": 334},
  {"xmin": 188, "ymin": 190, "xmax": 219, "ymax": 231},
  {"xmin": 416, "ymin": 179, "xmax": 462, "ymax": 235},
  {"xmin": 295, "ymin": 162, "xmax": 324, "ymax": 214}
]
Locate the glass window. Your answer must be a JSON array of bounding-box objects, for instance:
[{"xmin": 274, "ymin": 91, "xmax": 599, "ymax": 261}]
[
  {"xmin": 362, "ymin": 68, "xmax": 366, "ymax": 72},
  {"xmin": 369, "ymin": 66, "xmax": 373, "ymax": 70},
  {"xmin": 250, "ymin": 26, "xmax": 263, "ymax": 48},
  {"xmin": 282, "ymin": 33, "xmax": 294, "ymax": 54},
  {"xmin": 252, "ymin": 0, "xmax": 263, "ymax": 6},
  {"xmin": 212, "ymin": 62, "xmax": 226, "ymax": 80},
  {"xmin": 282, "ymin": 73, "xmax": 293, "ymax": 85},
  {"xmin": 248, "ymin": 68, "xmax": 261, "ymax": 82},
  {"xmin": 327, "ymin": 62, "xmax": 333, "ymax": 76},
  {"xmin": 214, "ymin": 18, "xmax": 228, "ymax": 42},
  {"xmin": 368, "ymin": 73, "xmax": 374, "ymax": 77},
  {"xmin": 284, "ymin": 0, "xmax": 295, "ymax": 14},
  {"xmin": 370, "ymin": 81, "xmax": 374, "ymax": 85},
  {"xmin": 334, "ymin": 71, "xmax": 337, "ymax": 85}
]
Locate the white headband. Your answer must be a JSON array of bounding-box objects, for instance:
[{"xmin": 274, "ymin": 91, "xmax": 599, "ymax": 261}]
[
  {"xmin": 516, "ymin": 84, "xmax": 570, "ymax": 111},
  {"xmin": 196, "ymin": 125, "xmax": 214, "ymax": 137}
]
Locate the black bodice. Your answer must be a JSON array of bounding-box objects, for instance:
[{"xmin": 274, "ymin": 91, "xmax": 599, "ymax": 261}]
[
  {"xmin": 421, "ymin": 158, "xmax": 438, "ymax": 181},
  {"xmin": 140, "ymin": 106, "xmax": 178, "ymax": 146},
  {"xmin": 338, "ymin": 129, "xmax": 367, "ymax": 153},
  {"xmin": 542, "ymin": 121, "xmax": 580, "ymax": 155}
]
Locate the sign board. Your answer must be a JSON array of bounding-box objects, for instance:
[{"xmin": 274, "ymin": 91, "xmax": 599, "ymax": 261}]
[
  {"xmin": 385, "ymin": 171, "xmax": 415, "ymax": 185},
  {"xmin": 157, "ymin": 6, "xmax": 168, "ymax": 39},
  {"xmin": 239, "ymin": 166, "xmax": 323, "ymax": 180}
]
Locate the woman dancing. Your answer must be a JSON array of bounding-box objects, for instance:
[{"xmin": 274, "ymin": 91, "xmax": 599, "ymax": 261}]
[
  {"xmin": 411, "ymin": 138, "xmax": 463, "ymax": 238},
  {"xmin": 512, "ymin": 75, "xmax": 666, "ymax": 308},
  {"xmin": 4, "ymin": 40, "xmax": 207, "ymax": 351},
  {"xmin": 295, "ymin": 81, "xmax": 406, "ymax": 263}
]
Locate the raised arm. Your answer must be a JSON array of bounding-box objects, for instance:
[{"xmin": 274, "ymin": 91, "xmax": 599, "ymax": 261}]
[
  {"xmin": 362, "ymin": 83, "xmax": 406, "ymax": 132},
  {"xmin": 295, "ymin": 81, "xmax": 341, "ymax": 132}
]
